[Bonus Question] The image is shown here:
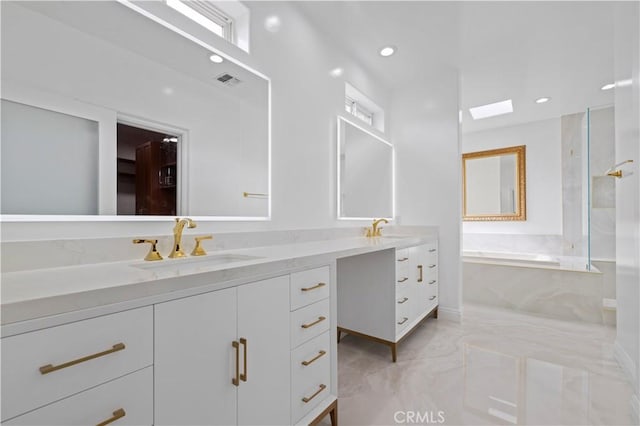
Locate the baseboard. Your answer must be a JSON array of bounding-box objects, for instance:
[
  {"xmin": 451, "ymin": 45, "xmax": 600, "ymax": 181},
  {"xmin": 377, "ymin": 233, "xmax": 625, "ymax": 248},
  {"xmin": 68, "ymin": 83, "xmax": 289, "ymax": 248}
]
[
  {"xmin": 631, "ymin": 393, "xmax": 639, "ymax": 425},
  {"xmin": 614, "ymin": 340, "xmax": 638, "ymax": 387},
  {"xmin": 437, "ymin": 306, "xmax": 462, "ymax": 323}
]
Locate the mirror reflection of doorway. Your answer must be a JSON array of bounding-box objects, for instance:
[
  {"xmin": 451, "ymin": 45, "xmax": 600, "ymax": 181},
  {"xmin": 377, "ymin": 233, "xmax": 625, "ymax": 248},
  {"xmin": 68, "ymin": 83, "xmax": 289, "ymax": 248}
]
[{"xmin": 116, "ymin": 123, "xmax": 178, "ymax": 216}]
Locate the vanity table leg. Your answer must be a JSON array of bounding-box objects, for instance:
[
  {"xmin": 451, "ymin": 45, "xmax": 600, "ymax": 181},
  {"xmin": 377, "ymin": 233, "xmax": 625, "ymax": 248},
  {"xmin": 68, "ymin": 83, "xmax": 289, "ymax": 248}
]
[
  {"xmin": 329, "ymin": 400, "xmax": 338, "ymax": 426},
  {"xmin": 391, "ymin": 343, "xmax": 397, "ymax": 363},
  {"xmin": 337, "ymin": 329, "xmax": 343, "ymax": 343},
  {"xmin": 433, "ymin": 307, "xmax": 438, "ymax": 319}
]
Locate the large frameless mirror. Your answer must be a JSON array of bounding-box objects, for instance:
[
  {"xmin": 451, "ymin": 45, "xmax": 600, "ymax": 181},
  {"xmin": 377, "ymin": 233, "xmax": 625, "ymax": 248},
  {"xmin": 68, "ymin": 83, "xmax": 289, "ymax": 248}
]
[
  {"xmin": 463, "ymin": 145, "xmax": 526, "ymax": 221},
  {"xmin": 337, "ymin": 116, "xmax": 394, "ymax": 220},
  {"xmin": 1, "ymin": 0, "xmax": 270, "ymax": 220}
]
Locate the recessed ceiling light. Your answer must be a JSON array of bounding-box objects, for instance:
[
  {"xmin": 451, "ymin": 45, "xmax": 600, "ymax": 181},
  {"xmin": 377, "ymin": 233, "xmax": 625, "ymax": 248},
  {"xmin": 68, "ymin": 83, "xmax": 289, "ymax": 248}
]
[
  {"xmin": 209, "ymin": 54, "xmax": 224, "ymax": 64},
  {"xmin": 469, "ymin": 99, "xmax": 513, "ymax": 120},
  {"xmin": 601, "ymin": 83, "xmax": 615, "ymax": 91},
  {"xmin": 535, "ymin": 97, "xmax": 551, "ymax": 104},
  {"xmin": 379, "ymin": 46, "xmax": 396, "ymax": 57},
  {"xmin": 264, "ymin": 15, "xmax": 282, "ymax": 33},
  {"xmin": 329, "ymin": 67, "xmax": 344, "ymax": 78}
]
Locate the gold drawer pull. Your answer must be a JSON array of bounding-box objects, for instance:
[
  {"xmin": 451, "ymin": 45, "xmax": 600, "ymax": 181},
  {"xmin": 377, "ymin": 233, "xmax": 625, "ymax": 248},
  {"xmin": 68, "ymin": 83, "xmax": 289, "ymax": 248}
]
[
  {"xmin": 429, "ymin": 264, "xmax": 436, "ymax": 269},
  {"xmin": 39, "ymin": 343, "xmax": 125, "ymax": 375},
  {"xmin": 429, "ymin": 295, "xmax": 437, "ymax": 301},
  {"xmin": 301, "ymin": 350, "xmax": 326, "ymax": 366},
  {"xmin": 398, "ymin": 297, "xmax": 409, "ymax": 304},
  {"xmin": 429, "ymin": 248, "xmax": 436, "ymax": 253},
  {"xmin": 96, "ymin": 408, "xmax": 126, "ymax": 426},
  {"xmin": 397, "ymin": 257, "xmax": 409, "ymax": 262},
  {"xmin": 417, "ymin": 265, "xmax": 423, "ymax": 283},
  {"xmin": 302, "ymin": 384, "xmax": 326, "ymax": 403},
  {"xmin": 301, "ymin": 282, "xmax": 326, "ymax": 292},
  {"xmin": 240, "ymin": 338, "xmax": 248, "ymax": 382},
  {"xmin": 301, "ymin": 316, "xmax": 326, "ymax": 329},
  {"xmin": 429, "ymin": 280, "xmax": 436, "ymax": 285},
  {"xmin": 397, "ymin": 277, "xmax": 408, "ymax": 283},
  {"xmin": 397, "ymin": 317, "xmax": 408, "ymax": 325},
  {"xmin": 232, "ymin": 340, "xmax": 240, "ymax": 386}
]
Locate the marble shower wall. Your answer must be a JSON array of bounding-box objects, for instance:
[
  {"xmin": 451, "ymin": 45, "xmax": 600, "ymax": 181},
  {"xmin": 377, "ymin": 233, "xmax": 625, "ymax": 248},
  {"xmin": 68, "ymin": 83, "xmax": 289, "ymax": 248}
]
[{"xmin": 588, "ymin": 106, "xmax": 616, "ymax": 261}]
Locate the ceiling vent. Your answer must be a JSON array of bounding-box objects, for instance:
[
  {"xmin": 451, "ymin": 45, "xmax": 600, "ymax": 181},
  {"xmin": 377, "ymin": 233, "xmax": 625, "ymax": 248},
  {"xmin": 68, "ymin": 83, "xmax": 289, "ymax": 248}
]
[{"xmin": 216, "ymin": 73, "xmax": 242, "ymax": 87}]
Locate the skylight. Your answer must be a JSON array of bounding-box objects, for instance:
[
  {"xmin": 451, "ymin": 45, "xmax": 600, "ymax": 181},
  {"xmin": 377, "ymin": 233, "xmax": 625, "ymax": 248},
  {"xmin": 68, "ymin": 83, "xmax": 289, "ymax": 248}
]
[{"xmin": 469, "ymin": 99, "xmax": 513, "ymax": 120}]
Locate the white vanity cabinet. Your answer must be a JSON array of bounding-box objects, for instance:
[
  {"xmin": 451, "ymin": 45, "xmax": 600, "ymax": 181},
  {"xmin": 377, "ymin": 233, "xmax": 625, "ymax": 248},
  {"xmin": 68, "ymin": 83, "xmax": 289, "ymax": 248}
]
[
  {"xmin": 154, "ymin": 275, "xmax": 291, "ymax": 426},
  {"xmin": 337, "ymin": 241, "xmax": 439, "ymax": 362}
]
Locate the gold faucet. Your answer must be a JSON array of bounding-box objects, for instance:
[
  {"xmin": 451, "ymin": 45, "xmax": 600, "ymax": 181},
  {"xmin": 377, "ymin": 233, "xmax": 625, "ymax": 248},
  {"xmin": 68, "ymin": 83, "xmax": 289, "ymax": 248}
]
[
  {"xmin": 169, "ymin": 217, "xmax": 196, "ymax": 258},
  {"xmin": 366, "ymin": 218, "xmax": 389, "ymax": 237}
]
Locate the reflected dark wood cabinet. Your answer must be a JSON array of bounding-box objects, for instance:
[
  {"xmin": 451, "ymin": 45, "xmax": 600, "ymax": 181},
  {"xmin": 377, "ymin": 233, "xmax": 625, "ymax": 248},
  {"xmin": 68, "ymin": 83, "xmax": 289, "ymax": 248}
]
[{"xmin": 135, "ymin": 141, "xmax": 177, "ymax": 215}]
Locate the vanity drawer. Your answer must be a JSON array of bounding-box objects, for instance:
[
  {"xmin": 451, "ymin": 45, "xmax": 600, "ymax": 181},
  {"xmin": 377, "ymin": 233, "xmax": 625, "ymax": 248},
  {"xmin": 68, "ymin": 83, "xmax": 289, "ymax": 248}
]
[
  {"xmin": 1, "ymin": 307, "xmax": 153, "ymax": 421},
  {"xmin": 395, "ymin": 249, "xmax": 410, "ymax": 280},
  {"xmin": 291, "ymin": 299, "xmax": 330, "ymax": 349},
  {"xmin": 291, "ymin": 331, "xmax": 331, "ymax": 423},
  {"xmin": 396, "ymin": 298, "xmax": 413, "ymax": 336},
  {"xmin": 5, "ymin": 367, "xmax": 153, "ymax": 425},
  {"xmin": 290, "ymin": 266, "xmax": 330, "ymax": 311}
]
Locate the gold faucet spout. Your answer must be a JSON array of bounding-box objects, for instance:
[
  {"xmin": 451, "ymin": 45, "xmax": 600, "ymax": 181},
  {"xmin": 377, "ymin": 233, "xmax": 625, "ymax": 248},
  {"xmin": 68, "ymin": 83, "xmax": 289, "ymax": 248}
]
[
  {"xmin": 369, "ymin": 218, "xmax": 389, "ymax": 237},
  {"xmin": 169, "ymin": 217, "xmax": 197, "ymax": 258}
]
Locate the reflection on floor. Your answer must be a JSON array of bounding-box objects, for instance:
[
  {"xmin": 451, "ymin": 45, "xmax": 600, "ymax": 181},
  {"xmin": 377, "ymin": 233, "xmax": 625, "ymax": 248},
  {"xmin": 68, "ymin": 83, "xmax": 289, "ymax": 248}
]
[{"xmin": 331, "ymin": 304, "xmax": 632, "ymax": 425}]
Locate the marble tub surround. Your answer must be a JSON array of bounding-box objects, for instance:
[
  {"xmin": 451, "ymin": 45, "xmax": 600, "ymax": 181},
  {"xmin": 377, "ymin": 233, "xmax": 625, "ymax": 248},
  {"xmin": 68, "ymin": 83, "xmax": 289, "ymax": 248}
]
[
  {"xmin": 329, "ymin": 304, "xmax": 633, "ymax": 425},
  {"xmin": 463, "ymin": 261, "xmax": 606, "ymax": 324},
  {"xmin": 1, "ymin": 227, "xmax": 437, "ymax": 330},
  {"xmin": 0, "ymin": 225, "xmax": 432, "ymax": 273}
]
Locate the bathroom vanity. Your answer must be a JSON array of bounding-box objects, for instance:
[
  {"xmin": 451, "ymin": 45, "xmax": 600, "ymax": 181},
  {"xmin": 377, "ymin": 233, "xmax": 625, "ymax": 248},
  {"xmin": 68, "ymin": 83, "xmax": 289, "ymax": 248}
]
[
  {"xmin": 0, "ymin": 228, "xmax": 437, "ymax": 426},
  {"xmin": 337, "ymin": 241, "xmax": 438, "ymax": 361}
]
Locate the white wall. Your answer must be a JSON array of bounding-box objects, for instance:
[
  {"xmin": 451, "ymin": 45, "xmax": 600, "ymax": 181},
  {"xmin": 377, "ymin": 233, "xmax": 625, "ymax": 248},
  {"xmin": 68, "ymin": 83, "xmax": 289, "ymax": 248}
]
[
  {"xmin": 462, "ymin": 117, "xmax": 563, "ymax": 235},
  {"xmin": 392, "ymin": 68, "xmax": 462, "ymax": 321},
  {"xmin": 613, "ymin": 1, "xmax": 640, "ymax": 418}
]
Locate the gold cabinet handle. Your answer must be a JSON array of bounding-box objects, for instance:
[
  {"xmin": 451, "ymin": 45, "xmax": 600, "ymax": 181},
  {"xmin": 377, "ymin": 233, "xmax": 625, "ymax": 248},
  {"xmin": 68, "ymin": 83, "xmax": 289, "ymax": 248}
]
[
  {"xmin": 39, "ymin": 343, "xmax": 125, "ymax": 375},
  {"xmin": 429, "ymin": 248, "xmax": 436, "ymax": 253},
  {"xmin": 132, "ymin": 239, "xmax": 162, "ymax": 261},
  {"xmin": 301, "ymin": 350, "xmax": 326, "ymax": 366},
  {"xmin": 429, "ymin": 295, "xmax": 437, "ymax": 301},
  {"xmin": 417, "ymin": 265, "xmax": 423, "ymax": 283},
  {"xmin": 191, "ymin": 235, "xmax": 213, "ymax": 256},
  {"xmin": 397, "ymin": 277, "xmax": 408, "ymax": 283},
  {"xmin": 398, "ymin": 297, "xmax": 409, "ymax": 304},
  {"xmin": 302, "ymin": 384, "xmax": 326, "ymax": 403},
  {"xmin": 301, "ymin": 316, "xmax": 326, "ymax": 329},
  {"xmin": 96, "ymin": 408, "xmax": 126, "ymax": 426},
  {"xmin": 240, "ymin": 338, "xmax": 247, "ymax": 382},
  {"xmin": 397, "ymin": 257, "xmax": 409, "ymax": 262},
  {"xmin": 429, "ymin": 264, "xmax": 436, "ymax": 269},
  {"xmin": 301, "ymin": 282, "xmax": 326, "ymax": 292},
  {"xmin": 429, "ymin": 280, "xmax": 436, "ymax": 285},
  {"xmin": 232, "ymin": 340, "xmax": 240, "ymax": 386},
  {"xmin": 397, "ymin": 317, "xmax": 408, "ymax": 325}
]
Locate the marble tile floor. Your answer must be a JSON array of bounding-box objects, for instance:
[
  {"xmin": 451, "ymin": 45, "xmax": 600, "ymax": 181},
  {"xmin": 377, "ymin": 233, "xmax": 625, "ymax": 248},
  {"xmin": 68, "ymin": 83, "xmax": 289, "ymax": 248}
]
[{"xmin": 327, "ymin": 304, "xmax": 633, "ymax": 425}]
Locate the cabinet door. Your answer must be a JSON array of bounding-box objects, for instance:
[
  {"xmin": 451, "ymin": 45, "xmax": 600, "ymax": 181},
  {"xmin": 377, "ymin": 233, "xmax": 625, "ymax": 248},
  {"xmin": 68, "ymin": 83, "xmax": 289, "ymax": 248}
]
[
  {"xmin": 237, "ymin": 276, "xmax": 291, "ymax": 426},
  {"xmin": 154, "ymin": 287, "xmax": 237, "ymax": 426},
  {"xmin": 411, "ymin": 244, "xmax": 432, "ymax": 319}
]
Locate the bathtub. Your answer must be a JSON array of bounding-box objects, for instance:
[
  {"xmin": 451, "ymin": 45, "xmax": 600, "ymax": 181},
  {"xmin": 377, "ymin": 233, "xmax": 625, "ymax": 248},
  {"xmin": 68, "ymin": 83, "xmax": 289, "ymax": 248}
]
[
  {"xmin": 462, "ymin": 250, "xmax": 606, "ymax": 324},
  {"xmin": 462, "ymin": 250, "xmax": 596, "ymax": 272}
]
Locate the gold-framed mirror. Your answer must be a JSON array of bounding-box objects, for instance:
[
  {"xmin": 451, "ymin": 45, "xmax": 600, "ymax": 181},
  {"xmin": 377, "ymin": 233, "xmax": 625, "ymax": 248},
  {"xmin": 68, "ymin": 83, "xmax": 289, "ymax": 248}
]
[{"xmin": 463, "ymin": 145, "xmax": 526, "ymax": 221}]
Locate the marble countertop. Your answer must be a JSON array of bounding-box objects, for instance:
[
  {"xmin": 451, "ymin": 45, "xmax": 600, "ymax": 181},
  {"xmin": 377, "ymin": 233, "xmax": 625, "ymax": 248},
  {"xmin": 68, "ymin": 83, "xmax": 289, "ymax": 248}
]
[{"xmin": 1, "ymin": 233, "xmax": 435, "ymax": 330}]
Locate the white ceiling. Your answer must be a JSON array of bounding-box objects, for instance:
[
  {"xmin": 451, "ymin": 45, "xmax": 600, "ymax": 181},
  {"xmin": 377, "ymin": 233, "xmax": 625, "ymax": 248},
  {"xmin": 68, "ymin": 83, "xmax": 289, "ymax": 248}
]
[{"xmin": 294, "ymin": 1, "xmax": 617, "ymax": 133}]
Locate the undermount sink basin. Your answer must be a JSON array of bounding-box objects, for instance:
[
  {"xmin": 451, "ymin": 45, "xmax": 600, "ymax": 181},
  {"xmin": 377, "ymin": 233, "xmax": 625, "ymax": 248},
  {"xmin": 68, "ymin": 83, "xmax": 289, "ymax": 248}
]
[{"xmin": 132, "ymin": 253, "xmax": 263, "ymax": 273}]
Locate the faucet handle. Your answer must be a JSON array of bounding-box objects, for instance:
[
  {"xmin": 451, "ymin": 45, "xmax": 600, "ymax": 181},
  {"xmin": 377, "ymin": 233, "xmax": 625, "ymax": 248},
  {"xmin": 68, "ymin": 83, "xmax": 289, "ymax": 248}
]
[
  {"xmin": 375, "ymin": 226, "xmax": 384, "ymax": 237},
  {"xmin": 191, "ymin": 235, "xmax": 213, "ymax": 256},
  {"xmin": 133, "ymin": 239, "xmax": 163, "ymax": 261}
]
